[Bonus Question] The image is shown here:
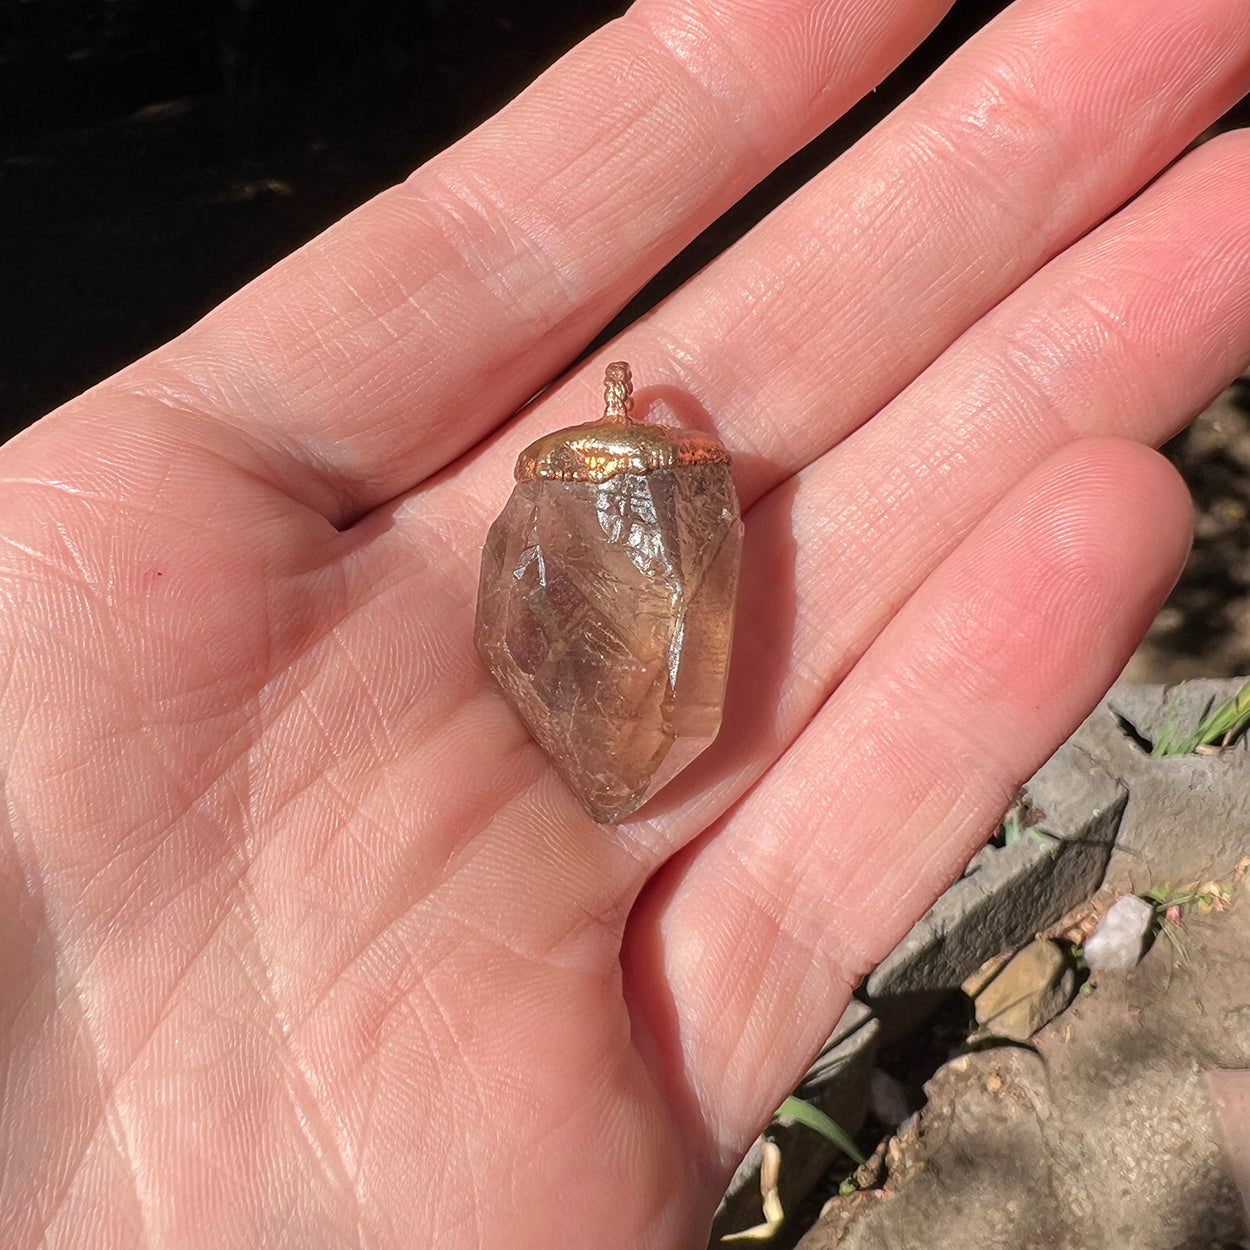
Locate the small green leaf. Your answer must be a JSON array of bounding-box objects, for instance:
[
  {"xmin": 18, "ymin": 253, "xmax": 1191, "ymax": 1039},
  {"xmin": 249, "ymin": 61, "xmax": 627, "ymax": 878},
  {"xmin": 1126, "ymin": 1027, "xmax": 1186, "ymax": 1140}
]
[{"xmin": 776, "ymin": 1096, "xmax": 867, "ymax": 1166}]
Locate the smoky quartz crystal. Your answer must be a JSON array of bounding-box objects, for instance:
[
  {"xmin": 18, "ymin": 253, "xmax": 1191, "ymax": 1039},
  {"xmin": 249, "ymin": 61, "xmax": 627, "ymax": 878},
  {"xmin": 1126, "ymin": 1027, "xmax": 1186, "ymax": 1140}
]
[{"xmin": 474, "ymin": 364, "xmax": 743, "ymax": 822}]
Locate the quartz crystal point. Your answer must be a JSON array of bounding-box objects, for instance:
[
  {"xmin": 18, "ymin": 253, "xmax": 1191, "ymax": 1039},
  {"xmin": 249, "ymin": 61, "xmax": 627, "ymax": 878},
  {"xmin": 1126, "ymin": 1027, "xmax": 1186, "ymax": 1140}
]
[{"xmin": 475, "ymin": 363, "xmax": 743, "ymax": 822}]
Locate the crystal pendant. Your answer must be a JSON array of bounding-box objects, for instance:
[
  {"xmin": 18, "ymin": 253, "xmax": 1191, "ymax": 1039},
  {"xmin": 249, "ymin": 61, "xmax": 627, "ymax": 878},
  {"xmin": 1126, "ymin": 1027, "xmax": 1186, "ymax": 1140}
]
[{"xmin": 474, "ymin": 363, "xmax": 743, "ymax": 822}]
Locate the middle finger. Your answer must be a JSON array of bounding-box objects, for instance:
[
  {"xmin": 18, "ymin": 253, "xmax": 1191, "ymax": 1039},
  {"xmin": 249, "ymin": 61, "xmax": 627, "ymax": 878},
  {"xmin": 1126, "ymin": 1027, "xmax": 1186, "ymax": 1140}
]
[{"xmin": 448, "ymin": 0, "xmax": 1250, "ymax": 512}]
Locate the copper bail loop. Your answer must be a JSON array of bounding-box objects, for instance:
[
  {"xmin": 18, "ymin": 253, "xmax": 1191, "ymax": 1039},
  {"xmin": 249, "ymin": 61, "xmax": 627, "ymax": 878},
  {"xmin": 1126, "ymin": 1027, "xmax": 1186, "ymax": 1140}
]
[{"xmin": 603, "ymin": 362, "xmax": 634, "ymax": 423}]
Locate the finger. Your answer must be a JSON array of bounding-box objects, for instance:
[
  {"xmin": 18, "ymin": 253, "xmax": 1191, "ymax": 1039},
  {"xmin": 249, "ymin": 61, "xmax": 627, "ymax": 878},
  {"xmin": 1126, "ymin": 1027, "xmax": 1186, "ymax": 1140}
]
[
  {"xmin": 649, "ymin": 128, "xmax": 1250, "ymax": 830},
  {"xmin": 460, "ymin": 0, "xmax": 1250, "ymax": 506},
  {"xmin": 324, "ymin": 129, "xmax": 1250, "ymax": 935},
  {"xmin": 428, "ymin": 128, "xmax": 1250, "ymax": 873},
  {"xmin": 623, "ymin": 438, "xmax": 1192, "ymax": 1171},
  {"xmin": 73, "ymin": 0, "xmax": 952, "ymax": 522}
]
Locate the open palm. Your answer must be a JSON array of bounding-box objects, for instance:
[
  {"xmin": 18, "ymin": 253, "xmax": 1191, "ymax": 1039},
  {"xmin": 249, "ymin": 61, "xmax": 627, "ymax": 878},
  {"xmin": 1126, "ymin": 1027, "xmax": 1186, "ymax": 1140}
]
[{"xmin": 4, "ymin": 0, "xmax": 1250, "ymax": 1246}]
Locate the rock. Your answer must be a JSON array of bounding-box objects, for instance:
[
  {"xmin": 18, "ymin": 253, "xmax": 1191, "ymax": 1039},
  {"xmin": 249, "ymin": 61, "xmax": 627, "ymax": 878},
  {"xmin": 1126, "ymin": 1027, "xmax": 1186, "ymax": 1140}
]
[
  {"xmin": 1206, "ymin": 1069, "xmax": 1250, "ymax": 1218},
  {"xmin": 866, "ymin": 742, "xmax": 1125, "ymax": 1009},
  {"xmin": 711, "ymin": 1002, "xmax": 879, "ymax": 1244},
  {"xmin": 1082, "ymin": 893, "xmax": 1153, "ymax": 971},
  {"xmin": 1091, "ymin": 676, "xmax": 1250, "ymax": 891},
  {"xmin": 1109, "ymin": 676, "xmax": 1249, "ymax": 751},
  {"xmin": 796, "ymin": 900, "xmax": 1250, "ymax": 1250},
  {"xmin": 866, "ymin": 678, "xmax": 1248, "ymax": 1022},
  {"xmin": 960, "ymin": 951, "xmax": 1010, "ymax": 998},
  {"xmin": 973, "ymin": 939, "xmax": 1075, "ymax": 1042},
  {"xmin": 868, "ymin": 1069, "xmax": 910, "ymax": 1130}
]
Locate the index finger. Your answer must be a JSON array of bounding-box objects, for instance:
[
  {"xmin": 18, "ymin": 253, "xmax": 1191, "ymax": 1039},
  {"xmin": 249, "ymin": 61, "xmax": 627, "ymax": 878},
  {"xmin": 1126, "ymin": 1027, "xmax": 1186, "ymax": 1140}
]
[{"xmin": 66, "ymin": 0, "xmax": 951, "ymax": 523}]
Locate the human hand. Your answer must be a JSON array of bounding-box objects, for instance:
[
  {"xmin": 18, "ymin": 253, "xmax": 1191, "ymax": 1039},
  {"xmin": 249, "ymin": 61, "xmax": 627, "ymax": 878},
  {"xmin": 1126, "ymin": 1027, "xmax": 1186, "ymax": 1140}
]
[{"xmin": 3, "ymin": 0, "xmax": 1248, "ymax": 1246}]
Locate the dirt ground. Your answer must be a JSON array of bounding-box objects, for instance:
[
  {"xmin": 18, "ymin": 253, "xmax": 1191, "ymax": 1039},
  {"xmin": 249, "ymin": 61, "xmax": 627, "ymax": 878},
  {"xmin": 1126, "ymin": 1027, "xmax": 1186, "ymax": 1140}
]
[
  {"xmin": 1125, "ymin": 381, "xmax": 1250, "ymax": 684},
  {"xmin": 798, "ymin": 881, "xmax": 1250, "ymax": 1249}
]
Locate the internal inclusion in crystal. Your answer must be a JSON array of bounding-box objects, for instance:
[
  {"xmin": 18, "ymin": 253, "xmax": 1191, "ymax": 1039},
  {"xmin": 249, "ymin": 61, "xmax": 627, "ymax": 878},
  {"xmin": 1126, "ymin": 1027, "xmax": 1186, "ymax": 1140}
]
[{"xmin": 475, "ymin": 451, "xmax": 742, "ymax": 823}]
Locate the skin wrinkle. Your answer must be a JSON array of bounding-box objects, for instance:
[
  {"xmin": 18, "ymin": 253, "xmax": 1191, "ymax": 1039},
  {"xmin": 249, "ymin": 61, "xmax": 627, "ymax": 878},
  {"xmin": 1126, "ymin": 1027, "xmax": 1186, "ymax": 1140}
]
[
  {"xmin": 105, "ymin": 906, "xmax": 351, "ymax": 1247},
  {"xmin": 40, "ymin": 966, "xmax": 154, "ymax": 1250},
  {"xmin": 259, "ymin": 675, "xmax": 493, "ymax": 888},
  {"xmin": 727, "ymin": 939, "xmax": 840, "ymax": 1110},
  {"xmin": 31, "ymin": 500, "xmax": 612, "ymax": 1015},
  {"xmin": 678, "ymin": 149, "xmax": 1250, "ymax": 817},
  {"xmin": 294, "ymin": 776, "xmax": 402, "ymax": 903},
  {"xmin": 641, "ymin": 6, "xmax": 785, "ymax": 166},
  {"xmin": 0, "ymin": 941, "xmax": 58, "ymax": 1246},
  {"xmin": 689, "ymin": 446, "xmax": 1183, "ymax": 1020},
  {"xmin": 40, "ymin": 664, "xmax": 248, "ymax": 833},
  {"xmin": 1000, "ymin": 298, "xmax": 1135, "ymax": 425},
  {"xmin": 331, "ymin": 214, "xmax": 505, "ymax": 374},
  {"xmin": 344, "ymin": 986, "xmax": 479, "ymax": 1215},
  {"xmin": 490, "ymin": 0, "xmax": 1250, "ymax": 504},
  {"xmin": 677, "ymin": 890, "xmax": 818, "ymax": 1151},
  {"xmin": 40, "ymin": 1118, "xmax": 149, "ymax": 1250},
  {"xmin": 411, "ymin": 77, "xmax": 673, "ymax": 317},
  {"xmin": 81, "ymin": 845, "xmax": 251, "ymax": 1077},
  {"xmin": 0, "ymin": 524, "xmax": 317, "ymax": 794},
  {"xmin": 0, "ymin": 921, "xmax": 44, "ymax": 1120},
  {"xmin": 418, "ymin": 174, "xmax": 581, "ymax": 316},
  {"xmin": 282, "ymin": 744, "xmax": 596, "ymax": 1049},
  {"xmin": 416, "ymin": 974, "xmax": 490, "ymax": 1166},
  {"xmin": 436, "ymin": 859, "xmax": 629, "ymax": 971},
  {"xmin": 319, "ymin": 633, "xmax": 402, "ymax": 762},
  {"xmin": 282, "ymin": 806, "xmax": 495, "ymax": 1036},
  {"xmin": 260, "ymin": 685, "xmax": 487, "ymax": 910},
  {"xmin": 67, "ymin": 804, "xmax": 239, "ymax": 985},
  {"xmin": 909, "ymin": 111, "xmax": 1061, "ymax": 241},
  {"xmin": 102, "ymin": 384, "xmax": 348, "ymax": 526},
  {"xmin": 5, "ymin": 552, "xmax": 262, "ymax": 918},
  {"xmin": 838, "ymin": 784, "xmax": 1005, "ymax": 967},
  {"xmin": 69, "ymin": 0, "xmax": 948, "ymax": 528},
  {"xmin": 231, "ymin": 861, "xmax": 366, "ymax": 1249}
]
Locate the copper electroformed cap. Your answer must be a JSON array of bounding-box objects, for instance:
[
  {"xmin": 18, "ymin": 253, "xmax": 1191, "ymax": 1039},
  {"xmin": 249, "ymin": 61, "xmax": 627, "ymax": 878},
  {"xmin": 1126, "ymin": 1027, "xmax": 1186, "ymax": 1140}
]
[{"xmin": 514, "ymin": 362, "xmax": 731, "ymax": 485}]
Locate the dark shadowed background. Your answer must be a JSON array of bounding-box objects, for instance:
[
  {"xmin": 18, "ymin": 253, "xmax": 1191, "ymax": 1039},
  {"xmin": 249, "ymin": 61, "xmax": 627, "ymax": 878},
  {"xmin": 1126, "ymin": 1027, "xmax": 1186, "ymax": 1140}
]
[
  {"xmin": 2, "ymin": 0, "xmax": 1249, "ymax": 675},
  {"xmin": 2, "ymin": 0, "xmax": 1026, "ymax": 437}
]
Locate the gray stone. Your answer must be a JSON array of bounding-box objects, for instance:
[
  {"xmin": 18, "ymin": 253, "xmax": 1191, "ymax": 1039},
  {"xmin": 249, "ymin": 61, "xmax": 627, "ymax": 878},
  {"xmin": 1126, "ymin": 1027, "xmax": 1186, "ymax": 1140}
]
[
  {"xmin": 798, "ymin": 901, "xmax": 1250, "ymax": 1250},
  {"xmin": 712, "ymin": 1001, "xmax": 879, "ymax": 1244},
  {"xmin": 867, "ymin": 1069, "xmax": 910, "ymax": 1130},
  {"xmin": 1109, "ymin": 675, "xmax": 1250, "ymax": 750},
  {"xmin": 1083, "ymin": 676, "xmax": 1250, "ymax": 891},
  {"xmin": 866, "ymin": 741, "xmax": 1126, "ymax": 1003},
  {"xmin": 772, "ymin": 678, "xmax": 1247, "ymax": 1246},
  {"xmin": 1082, "ymin": 893, "xmax": 1153, "ymax": 971},
  {"xmin": 866, "ymin": 679, "xmax": 1249, "ymax": 1008}
]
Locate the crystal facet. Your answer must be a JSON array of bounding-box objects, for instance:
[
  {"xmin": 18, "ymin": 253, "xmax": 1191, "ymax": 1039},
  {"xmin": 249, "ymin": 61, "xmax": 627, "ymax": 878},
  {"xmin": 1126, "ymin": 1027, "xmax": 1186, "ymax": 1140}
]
[{"xmin": 475, "ymin": 367, "xmax": 742, "ymax": 822}]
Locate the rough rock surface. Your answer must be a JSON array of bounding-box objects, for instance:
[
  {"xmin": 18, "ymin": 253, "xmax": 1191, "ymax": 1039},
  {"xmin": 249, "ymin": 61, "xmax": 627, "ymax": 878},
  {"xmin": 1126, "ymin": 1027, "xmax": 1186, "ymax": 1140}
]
[
  {"xmin": 1093, "ymin": 676, "xmax": 1249, "ymax": 890},
  {"xmin": 713, "ymin": 679, "xmax": 1247, "ymax": 1243},
  {"xmin": 1082, "ymin": 893, "xmax": 1154, "ymax": 971},
  {"xmin": 865, "ymin": 677, "xmax": 1247, "ymax": 1007},
  {"xmin": 797, "ymin": 896, "xmax": 1250, "ymax": 1250}
]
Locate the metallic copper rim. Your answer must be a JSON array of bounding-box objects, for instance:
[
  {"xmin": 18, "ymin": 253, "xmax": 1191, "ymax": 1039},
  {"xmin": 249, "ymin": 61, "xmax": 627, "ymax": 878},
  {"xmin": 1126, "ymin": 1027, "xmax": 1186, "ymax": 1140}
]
[
  {"xmin": 514, "ymin": 361, "xmax": 732, "ymax": 483},
  {"xmin": 515, "ymin": 422, "xmax": 731, "ymax": 484}
]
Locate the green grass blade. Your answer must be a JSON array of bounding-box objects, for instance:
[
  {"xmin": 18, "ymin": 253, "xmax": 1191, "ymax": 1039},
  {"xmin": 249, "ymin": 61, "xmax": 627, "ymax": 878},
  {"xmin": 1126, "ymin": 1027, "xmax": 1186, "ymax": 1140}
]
[
  {"xmin": 1191, "ymin": 680, "xmax": 1250, "ymax": 749},
  {"xmin": 1154, "ymin": 680, "xmax": 1250, "ymax": 755},
  {"xmin": 777, "ymin": 1096, "xmax": 867, "ymax": 1166}
]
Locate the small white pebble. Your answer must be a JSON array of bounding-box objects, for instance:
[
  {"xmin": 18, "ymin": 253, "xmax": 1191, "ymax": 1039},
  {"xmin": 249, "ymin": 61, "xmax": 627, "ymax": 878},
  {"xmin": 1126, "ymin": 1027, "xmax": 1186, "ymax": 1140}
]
[{"xmin": 1083, "ymin": 894, "xmax": 1154, "ymax": 971}]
